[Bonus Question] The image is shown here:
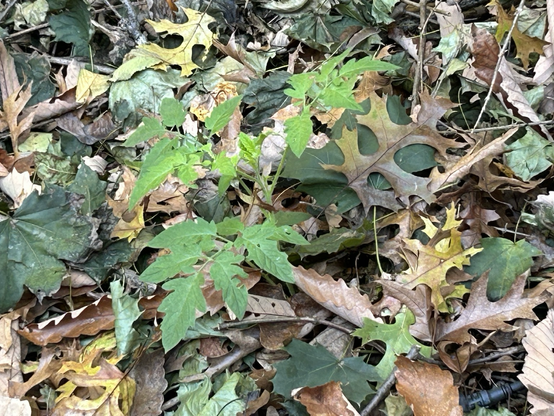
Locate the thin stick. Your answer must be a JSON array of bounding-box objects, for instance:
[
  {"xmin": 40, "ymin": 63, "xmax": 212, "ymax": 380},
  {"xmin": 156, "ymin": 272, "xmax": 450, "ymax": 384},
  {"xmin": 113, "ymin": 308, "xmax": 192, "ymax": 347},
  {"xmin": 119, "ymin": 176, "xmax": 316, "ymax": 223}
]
[
  {"xmin": 471, "ymin": 0, "xmax": 526, "ymax": 132},
  {"xmin": 411, "ymin": 0, "xmax": 427, "ymax": 106},
  {"xmin": 360, "ymin": 345, "xmax": 421, "ymax": 416}
]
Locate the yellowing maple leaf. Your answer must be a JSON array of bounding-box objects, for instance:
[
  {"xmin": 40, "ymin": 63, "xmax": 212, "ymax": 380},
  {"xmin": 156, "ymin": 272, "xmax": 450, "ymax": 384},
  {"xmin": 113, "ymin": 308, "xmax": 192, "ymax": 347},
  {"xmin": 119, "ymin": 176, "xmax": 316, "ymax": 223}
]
[
  {"xmin": 111, "ymin": 8, "xmax": 215, "ymax": 82},
  {"xmin": 396, "ymin": 205, "xmax": 482, "ymax": 312}
]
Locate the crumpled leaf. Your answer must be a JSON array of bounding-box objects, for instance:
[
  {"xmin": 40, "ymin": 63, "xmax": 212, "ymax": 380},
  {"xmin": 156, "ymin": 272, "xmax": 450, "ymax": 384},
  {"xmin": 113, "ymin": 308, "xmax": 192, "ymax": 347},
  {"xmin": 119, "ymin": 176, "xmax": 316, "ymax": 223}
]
[
  {"xmin": 0, "ymin": 168, "xmax": 41, "ymax": 208},
  {"xmin": 0, "ymin": 186, "xmax": 96, "ymax": 313},
  {"xmin": 519, "ymin": 308, "xmax": 554, "ymax": 412},
  {"xmin": 52, "ymin": 332, "xmax": 135, "ymax": 415},
  {"xmin": 111, "ymin": 280, "xmax": 141, "ymax": 357},
  {"xmin": 292, "ymin": 266, "xmax": 380, "ymax": 327},
  {"xmin": 322, "ymin": 92, "xmax": 461, "ymax": 212}
]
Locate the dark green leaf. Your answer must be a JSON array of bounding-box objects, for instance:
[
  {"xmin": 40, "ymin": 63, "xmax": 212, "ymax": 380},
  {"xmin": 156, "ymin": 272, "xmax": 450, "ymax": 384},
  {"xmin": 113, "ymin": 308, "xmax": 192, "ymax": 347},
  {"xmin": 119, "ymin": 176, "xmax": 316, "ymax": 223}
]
[
  {"xmin": 67, "ymin": 163, "xmax": 107, "ymax": 214},
  {"xmin": 465, "ymin": 238, "xmax": 542, "ymax": 300},
  {"xmin": 0, "ymin": 186, "xmax": 95, "ymax": 312},
  {"xmin": 273, "ymin": 339, "xmax": 381, "ymax": 404},
  {"xmin": 49, "ymin": 0, "xmax": 91, "ymax": 56}
]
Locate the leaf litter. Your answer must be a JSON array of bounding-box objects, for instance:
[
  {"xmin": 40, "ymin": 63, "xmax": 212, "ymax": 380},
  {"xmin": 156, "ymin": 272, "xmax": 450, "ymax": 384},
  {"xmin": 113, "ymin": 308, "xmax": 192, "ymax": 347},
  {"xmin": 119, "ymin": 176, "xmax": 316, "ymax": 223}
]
[{"xmin": 0, "ymin": 0, "xmax": 554, "ymax": 415}]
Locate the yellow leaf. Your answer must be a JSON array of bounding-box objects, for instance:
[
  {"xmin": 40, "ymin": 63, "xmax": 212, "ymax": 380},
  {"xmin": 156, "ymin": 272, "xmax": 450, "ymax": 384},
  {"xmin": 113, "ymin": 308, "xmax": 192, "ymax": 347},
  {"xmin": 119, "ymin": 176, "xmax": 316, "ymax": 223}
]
[
  {"xmin": 111, "ymin": 8, "xmax": 215, "ymax": 81},
  {"xmin": 76, "ymin": 69, "xmax": 110, "ymax": 103},
  {"xmin": 397, "ymin": 204, "xmax": 482, "ymax": 312}
]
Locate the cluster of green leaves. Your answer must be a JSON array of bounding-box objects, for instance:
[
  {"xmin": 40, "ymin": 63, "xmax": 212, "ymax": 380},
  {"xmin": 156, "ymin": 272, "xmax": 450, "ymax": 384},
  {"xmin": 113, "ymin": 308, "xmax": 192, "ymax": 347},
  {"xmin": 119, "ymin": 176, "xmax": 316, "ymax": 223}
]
[
  {"xmin": 123, "ymin": 96, "xmax": 242, "ymax": 207},
  {"xmin": 129, "ymin": 52, "xmax": 400, "ymax": 351},
  {"xmin": 141, "ymin": 217, "xmax": 308, "ymax": 350},
  {"xmin": 283, "ymin": 49, "xmax": 398, "ymax": 157}
]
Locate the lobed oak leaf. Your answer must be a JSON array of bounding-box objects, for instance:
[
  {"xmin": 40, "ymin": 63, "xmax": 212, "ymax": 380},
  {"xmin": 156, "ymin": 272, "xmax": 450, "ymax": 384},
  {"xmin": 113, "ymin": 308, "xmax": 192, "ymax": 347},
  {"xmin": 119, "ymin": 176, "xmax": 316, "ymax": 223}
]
[
  {"xmin": 322, "ymin": 91, "xmax": 462, "ymax": 212},
  {"xmin": 435, "ymin": 272, "xmax": 548, "ymax": 343},
  {"xmin": 396, "ymin": 205, "xmax": 481, "ymax": 312}
]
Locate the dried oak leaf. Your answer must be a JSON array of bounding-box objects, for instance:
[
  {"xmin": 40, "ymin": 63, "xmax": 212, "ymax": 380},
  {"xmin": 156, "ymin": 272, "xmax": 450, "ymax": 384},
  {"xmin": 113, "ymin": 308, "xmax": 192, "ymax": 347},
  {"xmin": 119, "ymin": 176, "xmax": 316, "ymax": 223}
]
[
  {"xmin": 395, "ymin": 355, "xmax": 463, "ymax": 416},
  {"xmin": 435, "ymin": 272, "xmax": 548, "ymax": 344},
  {"xmin": 322, "ymin": 91, "xmax": 461, "ymax": 212}
]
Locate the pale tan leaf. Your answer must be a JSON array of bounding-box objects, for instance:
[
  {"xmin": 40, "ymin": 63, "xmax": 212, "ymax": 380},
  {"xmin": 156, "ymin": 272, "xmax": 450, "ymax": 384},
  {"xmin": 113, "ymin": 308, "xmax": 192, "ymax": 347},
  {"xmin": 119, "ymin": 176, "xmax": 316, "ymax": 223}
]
[
  {"xmin": 519, "ymin": 309, "xmax": 554, "ymax": 412},
  {"xmin": 0, "ymin": 168, "xmax": 41, "ymax": 208},
  {"xmin": 292, "ymin": 266, "xmax": 381, "ymax": 327},
  {"xmin": 0, "ymin": 40, "xmax": 20, "ymax": 102}
]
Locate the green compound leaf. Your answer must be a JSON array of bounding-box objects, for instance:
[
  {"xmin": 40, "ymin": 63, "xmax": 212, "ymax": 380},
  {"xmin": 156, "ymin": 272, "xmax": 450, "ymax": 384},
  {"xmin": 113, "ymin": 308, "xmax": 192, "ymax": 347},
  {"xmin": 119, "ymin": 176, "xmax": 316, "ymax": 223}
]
[
  {"xmin": 235, "ymin": 223, "xmax": 306, "ymax": 283},
  {"xmin": 160, "ymin": 97, "xmax": 186, "ymax": 127},
  {"xmin": 205, "ymin": 95, "xmax": 242, "ymax": 135},
  {"xmin": 353, "ymin": 311, "xmax": 434, "ymax": 380},
  {"xmin": 284, "ymin": 72, "xmax": 316, "ymax": 99},
  {"xmin": 140, "ymin": 244, "xmax": 203, "ymax": 283},
  {"xmin": 147, "ymin": 218, "xmax": 217, "ymax": 250},
  {"xmin": 235, "ymin": 226, "xmax": 292, "ymax": 281},
  {"xmin": 284, "ymin": 108, "xmax": 313, "ymax": 158},
  {"xmin": 159, "ymin": 274, "xmax": 207, "ymax": 351},
  {"xmin": 464, "ymin": 237, "xmax": 542, "ymax": 301},
  {"xmin": 273, "ymin": 339, "xmax": 381, "ymax": 404},
  {"xmin": 0, "ymin": 186, "xmax": 95, "ymax": 313},
  {"xmin": 319, "ymin": 82, "xmax": 362, "ymax": 111},
  {"xmin": 123, "ymin": 117, "xmax": 166, "ymax": 147},
  {"xmin": 338, "ymin": 57, "xmax": 399, "ymax": 78},
  {"xmin": 210, "ymin": 251, "xmax": 248, "ymax": 319}
]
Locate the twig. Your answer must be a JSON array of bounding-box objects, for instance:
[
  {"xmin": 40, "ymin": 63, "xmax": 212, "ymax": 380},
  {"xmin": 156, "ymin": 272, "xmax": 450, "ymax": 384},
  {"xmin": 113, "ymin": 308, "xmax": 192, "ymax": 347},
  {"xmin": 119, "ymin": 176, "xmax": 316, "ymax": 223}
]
[
  {"xmin": 118, "ymin": 0, "xmax": 147, "ymax": 44},
  {"xmin": 471, "ymin": 0, "xmax": 526, "ymax": 132},
  {"xmin": 218, "ymin": 316, "xmax": 353, "ymax": 334},
  {"xmin": 45, "ymin": 55, "xmax": 115, "ymax": 74},
  {"xmin": 455, "ymin": 119, "xmax": 554, "ymax": 133},
  {"xmin": 360, "ymin": 345, "xmax": 421, "ymax": 416},
  {"xmin": 0, "ymin": 0, "xmax": 18, "ymax": 24},
  {"xmin": 4, "ymin": 23, "xmax": 50, "ymax": 40},
  {"xmin": 411, "ymin": 0, "xmax": 427, "ymax": 107},
  {"xmin": 399, "ymin": 0, "xmax": 450, "ymax": 15}
]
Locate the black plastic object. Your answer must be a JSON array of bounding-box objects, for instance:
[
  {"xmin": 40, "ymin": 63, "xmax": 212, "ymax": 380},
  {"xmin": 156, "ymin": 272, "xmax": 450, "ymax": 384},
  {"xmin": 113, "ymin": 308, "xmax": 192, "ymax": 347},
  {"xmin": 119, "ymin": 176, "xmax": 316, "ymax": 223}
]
[{"xmin": 459, "ymin": 380, "xmax": 526, "ymax": 412}]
